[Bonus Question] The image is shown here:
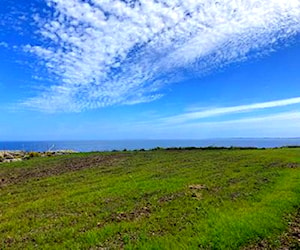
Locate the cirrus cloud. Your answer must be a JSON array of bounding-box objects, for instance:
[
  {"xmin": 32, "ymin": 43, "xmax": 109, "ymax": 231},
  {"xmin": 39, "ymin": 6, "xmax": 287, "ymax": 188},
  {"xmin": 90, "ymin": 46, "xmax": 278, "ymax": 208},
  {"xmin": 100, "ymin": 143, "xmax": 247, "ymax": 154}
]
[{"xmin": 22, "ymin": 0, "xmax": 300, "ymax": 112}]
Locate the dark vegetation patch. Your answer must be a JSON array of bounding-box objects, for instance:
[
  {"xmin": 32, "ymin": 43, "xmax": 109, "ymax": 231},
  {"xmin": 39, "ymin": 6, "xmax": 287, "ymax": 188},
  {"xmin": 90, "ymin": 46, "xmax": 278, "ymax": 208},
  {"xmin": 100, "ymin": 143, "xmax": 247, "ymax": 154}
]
[
  {"xmin": 281, "ymin": 145, "xmax": 300, "ymax": 149},
  {"xmin": 151, "ymin": 146, "xmax": 263, "ymax": 151}
]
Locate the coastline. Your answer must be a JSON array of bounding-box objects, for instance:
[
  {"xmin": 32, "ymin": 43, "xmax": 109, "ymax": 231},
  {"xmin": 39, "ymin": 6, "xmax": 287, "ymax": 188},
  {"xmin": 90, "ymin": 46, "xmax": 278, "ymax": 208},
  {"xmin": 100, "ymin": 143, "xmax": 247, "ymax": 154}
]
[{"xmin": 1, "ymin": 145, "xmax": 299, "ymax": 164}]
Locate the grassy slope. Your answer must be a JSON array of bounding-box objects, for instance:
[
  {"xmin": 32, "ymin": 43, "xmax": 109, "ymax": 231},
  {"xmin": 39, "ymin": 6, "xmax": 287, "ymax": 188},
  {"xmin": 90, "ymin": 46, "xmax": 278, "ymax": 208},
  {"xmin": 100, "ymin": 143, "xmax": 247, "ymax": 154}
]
[{"xmin": 0, "ymin": 149, "xmax": 300, "ymax": 249}]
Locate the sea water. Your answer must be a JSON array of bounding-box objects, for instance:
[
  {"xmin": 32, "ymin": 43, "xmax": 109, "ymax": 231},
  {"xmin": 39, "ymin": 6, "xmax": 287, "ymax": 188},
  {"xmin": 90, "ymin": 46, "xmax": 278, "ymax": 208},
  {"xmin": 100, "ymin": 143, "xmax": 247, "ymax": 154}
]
[{"xmin": 0, "ymin": 138, "xmax": 299, "ymax": 152}]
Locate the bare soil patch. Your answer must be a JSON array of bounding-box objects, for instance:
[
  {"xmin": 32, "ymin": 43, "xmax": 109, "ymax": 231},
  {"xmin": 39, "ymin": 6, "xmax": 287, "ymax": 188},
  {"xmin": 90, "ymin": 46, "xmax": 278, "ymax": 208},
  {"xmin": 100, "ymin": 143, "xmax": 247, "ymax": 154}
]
[
  {"xmin": 268, "ymin": 162, "xmax": 300, "ymax": 169},
  {"xmin": 0, "ymin": 154, "xmax": 125, "ymax": 187},
  {"xmin": 158, "ymin": 192, "xmax": 185, "ymax": 203},
  {"xmin": 110, "ymin": 206, "xmax": 151, "ymax": 223}
]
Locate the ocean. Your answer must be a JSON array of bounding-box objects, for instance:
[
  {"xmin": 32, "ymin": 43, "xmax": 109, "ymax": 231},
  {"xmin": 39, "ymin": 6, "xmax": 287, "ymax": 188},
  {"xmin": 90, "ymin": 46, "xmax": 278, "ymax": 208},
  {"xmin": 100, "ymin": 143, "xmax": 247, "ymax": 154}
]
[{"xmin": 0, "ymin": 138, "xmax": 299, "ymax": 152}]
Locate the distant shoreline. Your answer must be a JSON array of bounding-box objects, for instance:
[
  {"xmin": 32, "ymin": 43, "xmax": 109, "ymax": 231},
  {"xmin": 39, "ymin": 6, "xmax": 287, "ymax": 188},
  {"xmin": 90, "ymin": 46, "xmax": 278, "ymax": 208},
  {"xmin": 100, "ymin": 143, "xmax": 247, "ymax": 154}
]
[
  {"xmin": 1, "ymin": 146, "xmax": 300, "ymax": 164},
  {"xmin": 0, "ymin": 138, "xmax": 300, "ymax": 153}
]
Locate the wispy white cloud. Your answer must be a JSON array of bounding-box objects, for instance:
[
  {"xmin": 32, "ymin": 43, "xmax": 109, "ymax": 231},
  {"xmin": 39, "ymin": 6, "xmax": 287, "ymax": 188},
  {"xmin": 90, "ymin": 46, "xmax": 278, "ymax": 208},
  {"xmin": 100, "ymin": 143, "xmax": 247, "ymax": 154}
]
[
  {"xmin": 21, "ymin": 0, "xmax": 300, "ymax": 112},
  {"xmin": 176, "ymin": 112, "xmax": 300, "ymax": 130},
  {"xmin": 128, "ymin": 111, "xmax": 300, "ymax": 139},
  {"xmin": 163, "ymin": 97, "xmax": 300, "ymax": 124}
]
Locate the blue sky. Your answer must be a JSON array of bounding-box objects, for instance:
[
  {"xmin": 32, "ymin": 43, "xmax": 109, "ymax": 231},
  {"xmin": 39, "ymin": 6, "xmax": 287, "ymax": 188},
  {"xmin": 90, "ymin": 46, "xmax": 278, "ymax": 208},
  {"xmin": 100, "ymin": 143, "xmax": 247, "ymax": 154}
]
[{"xmin": 0, "ymin": 0, "xmax": 300, "ymax": 140}]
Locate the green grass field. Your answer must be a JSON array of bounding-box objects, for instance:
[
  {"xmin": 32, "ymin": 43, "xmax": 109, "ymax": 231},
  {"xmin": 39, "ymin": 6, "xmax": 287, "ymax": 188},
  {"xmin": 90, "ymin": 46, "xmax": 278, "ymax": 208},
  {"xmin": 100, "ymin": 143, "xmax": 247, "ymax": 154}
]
[{"xmin": 1, "ymin": 148, "xmax": 300, "ymax": 249}]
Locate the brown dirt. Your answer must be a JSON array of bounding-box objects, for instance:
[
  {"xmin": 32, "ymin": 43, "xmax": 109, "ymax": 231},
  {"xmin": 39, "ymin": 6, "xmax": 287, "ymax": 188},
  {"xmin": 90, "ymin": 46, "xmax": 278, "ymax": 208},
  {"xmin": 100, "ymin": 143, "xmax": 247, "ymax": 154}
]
[
  {"xmin": 279, "ymin": 209, "xmax": 300, "ymax": 249},
  {"xmin": 95, "ymin": 205, "xmax": 152, "ymax": 229},
  {"xmin": 158, "ymin": 192, "xmax": 185, "ymax": 203},
  {"xmin": 285, "ymin": 163, "xmax": 300, "ymax": 169},
  {"xmin": 95, "ymin": 206, "xmax": 152, "ymax": 249},
  {"xmin": 110, "ymin": 206, "xmax": 151, "ymax": 223},
  {"xmin": 187, "ymin": 184, "xmax": 208, "ymax": 200},
  {"xmin": 0, "ymin": 154, "xmax": 126, "ymax": 188},
  {"xmin": 188, "ymin": 184, "xmax": 208, "ymax": 190},
  {"xmin": 268, "ymin": 162, "xmax": 300, "ymax": 169}
]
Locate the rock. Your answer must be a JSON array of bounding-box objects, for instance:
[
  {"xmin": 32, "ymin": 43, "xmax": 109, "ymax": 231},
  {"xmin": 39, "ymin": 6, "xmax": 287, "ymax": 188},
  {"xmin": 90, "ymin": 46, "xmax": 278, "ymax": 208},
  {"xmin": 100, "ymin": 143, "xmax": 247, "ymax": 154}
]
[
  {"xmin": 0, "ymin": 150, "xmax": 76, "ymax": 164},
  {"xmin": 4, "ymin": 152, "xmax": 14, "ymax": 159}
]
